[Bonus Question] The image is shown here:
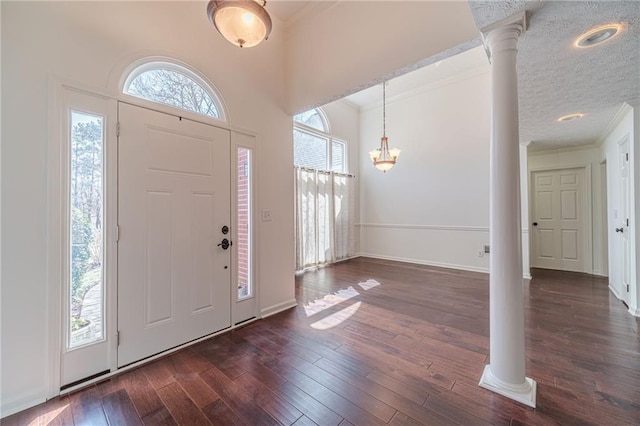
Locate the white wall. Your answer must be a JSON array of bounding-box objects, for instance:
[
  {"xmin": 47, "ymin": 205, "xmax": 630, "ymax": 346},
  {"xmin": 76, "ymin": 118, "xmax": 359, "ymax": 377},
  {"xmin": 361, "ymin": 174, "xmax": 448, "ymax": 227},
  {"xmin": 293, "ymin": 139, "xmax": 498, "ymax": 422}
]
[
  {"xmin": 285, "ymin": 1, "xmax": 479, "ymax": 113},
  {"xmin": 599, "ymin": 106, "xmax": 637, "ymax": 315},
  {"xmin": 1, "ymin": 1, "xmax": 295, "ymax": 415},
  {"xmin": 359, "ymin": 68, "xmax": 494, "ymax": 272},
  {"xmin": 528, "ymin": 145, "xmax": 605, "ymax": 276}
]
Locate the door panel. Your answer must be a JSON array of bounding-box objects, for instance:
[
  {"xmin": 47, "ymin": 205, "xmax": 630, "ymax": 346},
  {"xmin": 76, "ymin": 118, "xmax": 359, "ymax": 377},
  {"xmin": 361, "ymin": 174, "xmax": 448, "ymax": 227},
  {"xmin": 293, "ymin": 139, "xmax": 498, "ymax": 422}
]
[
  {"xmin": 118, "ymin": 103, "xmax": 231, "ymax": 367},
  {"xmin": 531, "ymin": 168, "xmax": 586, "ymax": 272},
  {"xmin": 619, "ymin": 139, "xmax": 630, "ymax": 304}
]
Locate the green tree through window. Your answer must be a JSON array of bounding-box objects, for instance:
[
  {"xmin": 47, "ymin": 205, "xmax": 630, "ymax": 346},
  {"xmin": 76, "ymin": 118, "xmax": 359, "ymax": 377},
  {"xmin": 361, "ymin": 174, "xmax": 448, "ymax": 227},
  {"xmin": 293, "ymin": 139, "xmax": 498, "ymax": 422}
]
[{"xmin": 126, "ymin": 68, "xmax": 220, "ymax": 118}]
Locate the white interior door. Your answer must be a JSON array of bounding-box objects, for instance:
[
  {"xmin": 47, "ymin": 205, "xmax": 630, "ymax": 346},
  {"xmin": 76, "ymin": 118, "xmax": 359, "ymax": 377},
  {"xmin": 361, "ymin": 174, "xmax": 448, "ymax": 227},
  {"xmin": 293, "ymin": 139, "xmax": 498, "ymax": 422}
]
[
  {"xmin": 618, "ymin": 139, "xmax": 631, "ymax": 304},
  {"xmin": 531, "ymin": 168, "xmax": 586, "ymax": 272},
  {"xmin": 117, "ymin": 103, "xmax": 231, "ymax": 367}
]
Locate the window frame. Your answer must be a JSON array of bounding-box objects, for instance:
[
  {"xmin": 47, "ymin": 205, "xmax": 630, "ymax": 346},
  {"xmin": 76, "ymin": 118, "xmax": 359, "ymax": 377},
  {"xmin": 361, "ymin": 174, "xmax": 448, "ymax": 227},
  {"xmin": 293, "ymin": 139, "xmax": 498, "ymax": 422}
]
[
  {"xmin": 120, "ymin": 58, "xmax": 228, "ymax": 123},
  {"xmin": 293, "ymin": 108, "xmax": 348, "ymax": 173}
]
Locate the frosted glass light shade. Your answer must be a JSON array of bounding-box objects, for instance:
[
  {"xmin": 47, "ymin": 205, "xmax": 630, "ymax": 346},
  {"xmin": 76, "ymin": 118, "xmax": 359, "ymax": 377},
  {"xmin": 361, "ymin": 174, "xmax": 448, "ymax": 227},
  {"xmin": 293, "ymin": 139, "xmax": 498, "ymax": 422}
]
[
  {"xmin": 207, "ymin": 0, "xmax": 272, "ymax": 48},
  {"xmin": 370, "ymin": 136, "xmax": 400, "ymax": 172}
]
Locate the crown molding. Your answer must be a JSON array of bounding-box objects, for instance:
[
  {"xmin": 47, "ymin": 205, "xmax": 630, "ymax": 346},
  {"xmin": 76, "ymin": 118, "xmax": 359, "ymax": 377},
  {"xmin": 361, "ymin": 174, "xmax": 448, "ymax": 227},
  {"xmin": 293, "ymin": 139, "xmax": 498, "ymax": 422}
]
[{"xmin": 595, "ymin": 102, "xmax": 633, "ymax": 147}]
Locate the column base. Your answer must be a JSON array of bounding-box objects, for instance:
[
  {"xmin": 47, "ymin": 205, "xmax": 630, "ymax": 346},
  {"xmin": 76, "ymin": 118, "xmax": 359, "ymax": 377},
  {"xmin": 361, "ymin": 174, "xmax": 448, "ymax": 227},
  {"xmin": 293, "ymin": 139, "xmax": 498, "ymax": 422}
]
[{"xmin": 478, "ymin": 364, "xmax": 537, "ymax": 408}]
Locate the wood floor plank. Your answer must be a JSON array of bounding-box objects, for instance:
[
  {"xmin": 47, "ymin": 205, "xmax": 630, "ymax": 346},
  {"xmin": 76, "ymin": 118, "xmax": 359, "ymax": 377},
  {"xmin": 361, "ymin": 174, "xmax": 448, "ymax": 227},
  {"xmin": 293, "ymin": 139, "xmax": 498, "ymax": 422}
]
[
  {"xmin": 141, "ymin": 407, "xmax": 178, "ymax": 426},
  {"xmin": 274, "ymin": 381, "xmax": 344, "ymax": 426},
  {"xmin": 156, "ymin": 381, "xmax": 211, "ymax": 426},
  {"xmin": 200, "ymin": 365, "xmax": 280, "ymax": 425},
  {"xmin": 235, "ymin": 372, "xmax": 304, "ymax": 425},
  {"xmin": 292, "ymin": 414, "xmax": 319, "ymax": 426},
  {"xmin": 201, "ymin": 399, "xmax": 245, "ymax": 426},
  {"xmin": 139, "ymin": 359, "xmax": 176, "ymax": 390},
  {"xmin": 7, "ymin": 259, "xmax": 640, "ymax": 426},
  {"xmin": 121, "ymin": 368, "xmax": 164, "ymax": 418},
  {"xmin": 101, "ymin": 388, "xmax": 143, "ymax": 426},
  {"xmin": 69, "ymin": 385, "xmax": 109, "ymax": 426}
]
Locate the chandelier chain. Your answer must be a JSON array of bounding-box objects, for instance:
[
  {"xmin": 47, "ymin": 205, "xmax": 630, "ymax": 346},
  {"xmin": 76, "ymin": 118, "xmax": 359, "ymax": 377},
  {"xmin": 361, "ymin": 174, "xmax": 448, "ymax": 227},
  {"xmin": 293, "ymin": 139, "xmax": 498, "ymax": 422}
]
[{"xmin": 382, "ymin": 82, "xmax": 386, "ymax": 137}]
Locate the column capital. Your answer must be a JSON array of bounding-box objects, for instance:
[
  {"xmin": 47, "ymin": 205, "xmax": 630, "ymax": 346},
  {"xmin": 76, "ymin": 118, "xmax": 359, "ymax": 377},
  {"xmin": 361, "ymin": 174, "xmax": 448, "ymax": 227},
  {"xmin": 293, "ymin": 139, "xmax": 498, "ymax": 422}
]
[{"xmin": 481, "ymin": 11, "xmax": 527, "ymax": 59}]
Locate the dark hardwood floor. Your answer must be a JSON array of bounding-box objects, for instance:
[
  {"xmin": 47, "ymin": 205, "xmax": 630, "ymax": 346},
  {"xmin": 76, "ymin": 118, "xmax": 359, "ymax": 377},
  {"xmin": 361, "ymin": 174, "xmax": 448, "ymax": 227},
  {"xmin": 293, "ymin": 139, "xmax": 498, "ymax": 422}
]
[{"xmin": 4, "ymin": 258, "xmax": 639, "ymax": 425}]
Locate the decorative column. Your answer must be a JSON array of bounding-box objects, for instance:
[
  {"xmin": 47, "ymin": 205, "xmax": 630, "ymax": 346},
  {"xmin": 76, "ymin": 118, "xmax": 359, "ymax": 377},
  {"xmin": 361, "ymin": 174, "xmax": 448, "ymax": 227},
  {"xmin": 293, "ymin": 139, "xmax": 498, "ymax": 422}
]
[{"xmin": 478, "ymin": 12, "xmax": 537, "ymax": 408}]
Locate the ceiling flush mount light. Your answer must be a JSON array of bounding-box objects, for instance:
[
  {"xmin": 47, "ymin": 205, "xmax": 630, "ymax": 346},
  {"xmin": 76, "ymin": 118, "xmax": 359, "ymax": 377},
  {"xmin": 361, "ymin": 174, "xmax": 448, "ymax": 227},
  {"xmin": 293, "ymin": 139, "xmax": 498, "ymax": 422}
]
[
  {"xmin": 207, "ymin": 0, "xmax": 272, "ymax": 48},
  {"xmin": 557, "ymin": 113, "xmax": 585, "ymax": 122},
  {"xmin": 575, "ymin": 24, "xmax": 622, "ymax": 48},
  {"xmin": 369, "ymin": 82, "xmax": 401, "ymax": 173}
]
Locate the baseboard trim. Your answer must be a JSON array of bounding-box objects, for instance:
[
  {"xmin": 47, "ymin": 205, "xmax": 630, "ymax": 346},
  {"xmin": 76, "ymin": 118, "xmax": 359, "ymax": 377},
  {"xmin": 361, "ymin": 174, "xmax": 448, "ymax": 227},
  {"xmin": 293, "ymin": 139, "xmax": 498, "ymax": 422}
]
[
  {"xmin": 1, "ymin": 390, "xmax": 47, "ymax": 419},
  {"xmin": 261, "ymin": 299, "xmax": 297, "ymax": 318},
  {"xmin": 358, "ymin": 253, "xmax": 531, "ymax": 280},
  {"xmin": 358, "ymin": 253, "xmax": 489, "ymax": 274},
  {"xmin": 609, "ymin": 284, "xmax": 622, "ymax": 300},
  {"xmin": 478, "ymin": 364, "xmax": 536, "ymax": 408}
]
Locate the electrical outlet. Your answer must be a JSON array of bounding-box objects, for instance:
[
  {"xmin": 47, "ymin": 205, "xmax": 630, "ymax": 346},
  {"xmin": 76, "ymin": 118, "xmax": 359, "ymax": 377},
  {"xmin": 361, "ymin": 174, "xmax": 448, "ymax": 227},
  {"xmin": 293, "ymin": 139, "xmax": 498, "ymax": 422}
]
[{"xmin": 478, "ymin": 250, "xmax": 484, "ymax": 257}]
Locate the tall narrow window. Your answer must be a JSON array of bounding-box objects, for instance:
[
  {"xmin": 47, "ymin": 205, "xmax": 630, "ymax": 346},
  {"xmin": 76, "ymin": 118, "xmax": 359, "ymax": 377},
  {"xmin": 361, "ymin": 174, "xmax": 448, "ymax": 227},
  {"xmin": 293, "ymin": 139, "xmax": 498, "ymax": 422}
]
[
  {"xmin": 69, "ymin": 111, "xmax": 105, "ymax": 348},
  {"xmin": 237, "ymin": 147, "xmax": 252, "ymax": 300}
]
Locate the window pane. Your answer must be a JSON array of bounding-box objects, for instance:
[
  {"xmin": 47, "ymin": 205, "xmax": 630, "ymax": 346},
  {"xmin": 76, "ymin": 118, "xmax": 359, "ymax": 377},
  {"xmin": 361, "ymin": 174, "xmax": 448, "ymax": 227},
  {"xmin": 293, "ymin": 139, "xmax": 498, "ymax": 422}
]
[
  {"xmin": 237, "ymin": 147, "xmax": 252, "ymax": 300},
  {"xmin": 294, "ymin": 129, "xmax": 328, "ymax": 170},
  {"xmin": 332, "ymin": 141, "xmax": 346, "ymax": 173},
  {"xmin": 293, "ymin": 109, "xmax": 327, "ymax": 132},
  {"xmin": 69, "ymin": 111, "xmax": 104, "ymax": 348},
  {"xmin": 125, "ymin": 69, "xmax": 220, "ymax": 118}
]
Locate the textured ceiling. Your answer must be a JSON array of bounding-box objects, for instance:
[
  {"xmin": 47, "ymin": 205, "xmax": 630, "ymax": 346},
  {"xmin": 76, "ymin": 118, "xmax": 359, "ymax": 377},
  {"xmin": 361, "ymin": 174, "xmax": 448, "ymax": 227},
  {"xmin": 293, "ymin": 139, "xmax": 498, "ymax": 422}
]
[
  {"xmin": 468, "ymin": 0, "xmax": 640, "ymax": 151},
  {"xmin": 341, "ymin": 1, "xmax": 639, "ymax": 152}
]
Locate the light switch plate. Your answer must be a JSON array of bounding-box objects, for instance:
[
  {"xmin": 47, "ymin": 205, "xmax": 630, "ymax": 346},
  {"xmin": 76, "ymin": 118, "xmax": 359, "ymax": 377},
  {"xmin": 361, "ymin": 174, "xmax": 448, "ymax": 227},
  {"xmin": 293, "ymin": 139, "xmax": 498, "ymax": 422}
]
[{"xmin": 261, "ymin": 209, "xmax": 272, "ymax": 222}]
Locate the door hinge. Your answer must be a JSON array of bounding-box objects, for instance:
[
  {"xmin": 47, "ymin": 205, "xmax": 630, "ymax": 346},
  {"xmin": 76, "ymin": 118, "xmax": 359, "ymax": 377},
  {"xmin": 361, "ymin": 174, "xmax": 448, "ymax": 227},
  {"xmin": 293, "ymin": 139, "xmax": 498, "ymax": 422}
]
[
  {"xmin": 626, "ymin": 152, "xmax": 629, "ymax": 161},
  {"xmin": 627, "ymin": 218, "xmax": 629, "ymax": 227},
  {"xmin": 115, "ymin": 225, "xmax": 120, "ymax": 243},
  {"xmin": 627, "ymin": 284, "xmax": 630, "ymax": 292},
  {"xmin": 116, "ymin": 331, "xmax": 120, "ymax": 346},
  {"xmin": 116, "ymin": 122, "xmax": 120, "ymax": 137}
]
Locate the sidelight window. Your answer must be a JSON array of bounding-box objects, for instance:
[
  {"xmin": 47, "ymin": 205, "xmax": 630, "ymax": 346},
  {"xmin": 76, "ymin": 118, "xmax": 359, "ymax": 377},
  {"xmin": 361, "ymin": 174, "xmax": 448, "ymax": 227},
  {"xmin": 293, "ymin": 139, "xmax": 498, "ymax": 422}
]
[{"xmin": 69, "ymin": 111, "xmax": 105, "ymax": 348}]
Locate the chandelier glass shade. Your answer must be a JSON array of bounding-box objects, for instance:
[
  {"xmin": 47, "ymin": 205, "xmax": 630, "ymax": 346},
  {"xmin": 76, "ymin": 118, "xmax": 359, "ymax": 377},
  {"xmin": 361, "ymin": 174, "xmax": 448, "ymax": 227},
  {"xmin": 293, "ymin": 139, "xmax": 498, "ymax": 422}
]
[
  {"xmin": 369, "ymin": 82, "xmax": 401, "ymax": 172},
  {"xmin": 207, "ymin": 0, "xmax": 272, "ymax": 48}
]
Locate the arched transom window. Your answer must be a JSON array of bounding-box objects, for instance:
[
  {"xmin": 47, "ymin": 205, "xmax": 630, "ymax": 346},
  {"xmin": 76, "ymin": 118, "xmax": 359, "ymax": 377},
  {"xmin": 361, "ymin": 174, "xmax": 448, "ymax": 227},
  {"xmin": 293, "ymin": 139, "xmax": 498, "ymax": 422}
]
[
  {"xmin": 123, "ymin": 61, "xmax": 225, "ymax": 121},
  {"xmin": 293, "ymin": 108, "xmax": 346, "ymax": 173}
]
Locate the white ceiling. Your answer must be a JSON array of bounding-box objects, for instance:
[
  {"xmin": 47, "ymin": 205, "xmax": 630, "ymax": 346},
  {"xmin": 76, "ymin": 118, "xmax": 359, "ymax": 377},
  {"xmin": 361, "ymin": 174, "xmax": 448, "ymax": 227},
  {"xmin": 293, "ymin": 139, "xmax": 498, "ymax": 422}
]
[
  {"xmin": 344, "ymin": 45, "xmax": 489, "ymax": 109},
  {"xmin": 308, "ymin": 0, "xmax": 639, "ymax": 152}
]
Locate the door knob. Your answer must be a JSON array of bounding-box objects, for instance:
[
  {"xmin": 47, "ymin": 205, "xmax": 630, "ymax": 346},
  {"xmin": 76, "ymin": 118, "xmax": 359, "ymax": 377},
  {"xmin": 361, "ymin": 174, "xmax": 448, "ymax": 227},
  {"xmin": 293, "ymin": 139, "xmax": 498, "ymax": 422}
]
[
  {"xmin": 217, "ymin": 238, "xmax": 231, "ymax": 250},
  {"xmin": 532, "ymin": 222, "xmax": 538, "ymax": 226},
  {"xmin": 615, "ymin": 227, "xmax": 624, "ymax": 233}
]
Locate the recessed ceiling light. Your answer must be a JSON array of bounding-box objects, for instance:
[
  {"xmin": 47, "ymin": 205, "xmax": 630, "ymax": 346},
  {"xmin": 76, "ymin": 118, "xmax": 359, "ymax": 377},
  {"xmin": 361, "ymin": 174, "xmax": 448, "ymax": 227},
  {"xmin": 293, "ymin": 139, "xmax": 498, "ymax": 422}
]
[
  {"xmin": 575, "ymin": 24, "xmax": 622, "ymax": 48},
  {"xmin": 557, "ymin": 113, "xmax": 585, "ymax": 122}
]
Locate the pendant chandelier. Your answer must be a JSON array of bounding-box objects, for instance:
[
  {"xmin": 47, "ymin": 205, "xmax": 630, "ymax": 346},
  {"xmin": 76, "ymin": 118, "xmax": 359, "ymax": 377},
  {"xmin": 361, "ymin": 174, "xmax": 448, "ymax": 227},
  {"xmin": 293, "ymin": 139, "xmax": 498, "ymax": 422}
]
[
  {"xmin": 369, "ymin": 82, "xmax": 401, "ymax": 172},
  {"xmin": 207, "ymin": 0, "xmax": 272, "ymax": 48}
]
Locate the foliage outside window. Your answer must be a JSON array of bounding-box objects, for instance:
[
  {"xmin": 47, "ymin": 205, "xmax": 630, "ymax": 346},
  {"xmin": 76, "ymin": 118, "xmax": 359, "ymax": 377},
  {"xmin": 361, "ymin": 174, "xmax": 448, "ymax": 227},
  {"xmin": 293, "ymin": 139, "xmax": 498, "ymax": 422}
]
[
  {"xmin": 69, "ymin": 111, "xmax": 105, "ymax": 348},
  {"xmin": 294, "ymin": 108, "xmax": 347, "ymax": 173},
  {"xmin": 124, "ymin": 64, "xmax": 222, "ymax": 120}
]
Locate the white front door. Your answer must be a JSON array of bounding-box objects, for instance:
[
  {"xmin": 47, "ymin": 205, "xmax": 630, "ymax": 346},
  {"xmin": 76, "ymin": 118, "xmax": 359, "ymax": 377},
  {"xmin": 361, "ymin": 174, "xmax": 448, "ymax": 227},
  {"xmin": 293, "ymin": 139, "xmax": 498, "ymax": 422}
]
[
  {"xmin": 117, "ymin": 103, "xmax": 231, "ymax": 367},
  {"xmin": 531, "ymin": 168, "xmax": 587, "ymax": 273},
  {"xmin": 618, "ymin": 138, "xmax": 631, "ymax": 305}
]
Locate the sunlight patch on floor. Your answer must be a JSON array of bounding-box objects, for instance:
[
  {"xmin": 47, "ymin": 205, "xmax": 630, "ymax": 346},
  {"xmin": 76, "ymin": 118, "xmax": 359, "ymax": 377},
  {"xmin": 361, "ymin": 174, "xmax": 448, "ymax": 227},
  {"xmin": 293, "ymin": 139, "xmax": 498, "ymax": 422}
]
[
  {"xmin": 27, "ymin": 404, "xmax": 69, "ymax": 426},
  {"xmin": 311, "ymin": 301, "xmax": 362, "ymax": 330},
  {"xmin": 358, "ymin": 279, "xmax": 381, "ymax": 290},
  {"xmin": 304, "ymin": 286, "xmax": 360, "ymax": 317}
]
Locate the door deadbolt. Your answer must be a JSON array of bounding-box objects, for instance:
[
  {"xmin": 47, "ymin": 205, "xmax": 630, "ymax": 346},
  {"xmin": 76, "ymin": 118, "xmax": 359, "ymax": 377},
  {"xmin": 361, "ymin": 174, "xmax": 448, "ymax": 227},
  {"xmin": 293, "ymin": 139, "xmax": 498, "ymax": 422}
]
[{"xmin": 221, "ymin": 225, "xmax": 229, "ymax": 235}]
